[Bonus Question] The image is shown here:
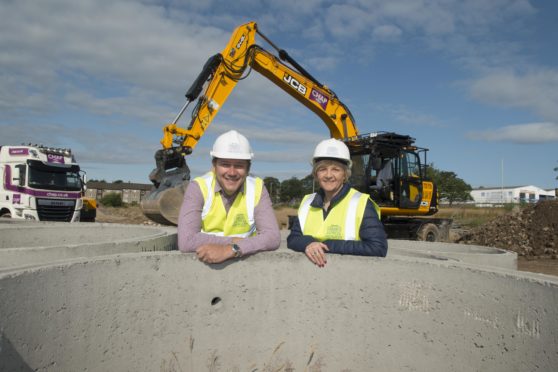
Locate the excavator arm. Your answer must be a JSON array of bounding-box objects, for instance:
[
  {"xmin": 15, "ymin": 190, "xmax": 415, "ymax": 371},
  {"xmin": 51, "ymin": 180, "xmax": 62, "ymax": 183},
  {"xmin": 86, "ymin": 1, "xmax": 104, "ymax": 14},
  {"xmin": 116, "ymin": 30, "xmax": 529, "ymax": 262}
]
[{"xmin": 159, "ymin": 21, "xmax": 358, "ymax": 157}]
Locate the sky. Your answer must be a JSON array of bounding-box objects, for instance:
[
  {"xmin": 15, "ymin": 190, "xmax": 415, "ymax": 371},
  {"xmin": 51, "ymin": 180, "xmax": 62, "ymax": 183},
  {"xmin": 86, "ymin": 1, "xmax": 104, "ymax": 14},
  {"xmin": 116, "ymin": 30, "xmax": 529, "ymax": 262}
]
[{"xmin": 1, "ymin": 0, "xmax": 557, "ymax": 189}]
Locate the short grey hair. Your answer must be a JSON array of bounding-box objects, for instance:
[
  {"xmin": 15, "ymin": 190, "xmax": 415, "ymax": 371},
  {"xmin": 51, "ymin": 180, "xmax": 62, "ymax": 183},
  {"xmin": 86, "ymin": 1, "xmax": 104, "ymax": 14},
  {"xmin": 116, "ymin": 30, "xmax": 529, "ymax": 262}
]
[{"xmin": 312, "ymin": 159, "xmax": 351, "ymax": 183}]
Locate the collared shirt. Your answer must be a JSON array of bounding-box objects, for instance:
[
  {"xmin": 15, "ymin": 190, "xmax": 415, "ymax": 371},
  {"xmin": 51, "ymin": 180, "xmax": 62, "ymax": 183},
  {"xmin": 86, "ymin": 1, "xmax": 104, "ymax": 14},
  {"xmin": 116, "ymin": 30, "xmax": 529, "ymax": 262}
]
[{"xmin": 177, "ymin": 177, "xmax": 280, "ymax": 255}]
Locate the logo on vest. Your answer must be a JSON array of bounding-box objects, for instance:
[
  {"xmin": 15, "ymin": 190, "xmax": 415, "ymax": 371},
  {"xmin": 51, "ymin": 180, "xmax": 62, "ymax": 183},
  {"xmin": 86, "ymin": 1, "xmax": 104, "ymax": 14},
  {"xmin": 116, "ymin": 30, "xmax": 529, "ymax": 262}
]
[
  {"xmin": 232, "ymin": 214, "xmax": 248, "ymax": 228},
  {"xmin": 324, "ymin": 225, "xmax": 342, "ymax": 240}
]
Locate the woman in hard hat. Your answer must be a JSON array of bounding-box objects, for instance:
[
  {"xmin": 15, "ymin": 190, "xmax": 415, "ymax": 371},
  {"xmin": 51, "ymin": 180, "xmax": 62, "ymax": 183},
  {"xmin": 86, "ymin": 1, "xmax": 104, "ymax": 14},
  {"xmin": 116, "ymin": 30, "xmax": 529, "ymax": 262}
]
[
  {"xmin": 178, "ymin": 130, "xmax": 281, "ymax": 263},
  {"xmin": 287, "ymin": 139, "xmax": 387, "ymax": 267}
]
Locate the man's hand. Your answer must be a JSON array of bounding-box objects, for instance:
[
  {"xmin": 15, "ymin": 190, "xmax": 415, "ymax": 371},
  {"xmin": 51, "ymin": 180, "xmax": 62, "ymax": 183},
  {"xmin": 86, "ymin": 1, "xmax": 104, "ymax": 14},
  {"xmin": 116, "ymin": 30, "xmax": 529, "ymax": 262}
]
[{"xmin": 196, "ymin": 244, "xmax": 235, "ymax": 264}]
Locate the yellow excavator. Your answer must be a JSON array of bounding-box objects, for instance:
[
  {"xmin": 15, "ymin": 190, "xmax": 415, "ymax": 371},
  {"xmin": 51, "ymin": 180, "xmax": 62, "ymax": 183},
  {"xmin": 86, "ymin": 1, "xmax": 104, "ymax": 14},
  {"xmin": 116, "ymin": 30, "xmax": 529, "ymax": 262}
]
[{"xmin": 141, "ymin": 21, "xmax": 451, "ymax": 241}]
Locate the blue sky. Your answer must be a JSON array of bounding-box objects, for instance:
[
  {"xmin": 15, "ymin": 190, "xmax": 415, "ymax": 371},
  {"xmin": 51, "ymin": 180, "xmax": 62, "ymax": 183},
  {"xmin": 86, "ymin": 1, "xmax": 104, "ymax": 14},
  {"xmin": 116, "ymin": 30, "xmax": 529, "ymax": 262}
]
[{"xmin": 1, "ymin": 0, "xmax": 557, "ymax": 189}]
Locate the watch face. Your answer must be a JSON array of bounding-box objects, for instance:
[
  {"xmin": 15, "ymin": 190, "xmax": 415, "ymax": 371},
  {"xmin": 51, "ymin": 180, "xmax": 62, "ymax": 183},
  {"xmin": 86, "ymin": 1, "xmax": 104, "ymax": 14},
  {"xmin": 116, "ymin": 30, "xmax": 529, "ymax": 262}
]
[{"xmin": 232, "ymin": 244, "xmax": 241, "ymax": 257}]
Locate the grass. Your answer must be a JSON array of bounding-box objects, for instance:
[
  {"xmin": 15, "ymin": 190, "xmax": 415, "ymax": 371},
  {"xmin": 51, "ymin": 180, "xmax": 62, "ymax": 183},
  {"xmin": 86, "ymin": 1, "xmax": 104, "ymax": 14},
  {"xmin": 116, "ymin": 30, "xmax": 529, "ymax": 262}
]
[
  {"xmin": 274, "ymin": 204, "xmax": 522, "ymax": 229},
  {"xmin": 436, "ymin": 205, "xmax": 518, "ymax": 228}
]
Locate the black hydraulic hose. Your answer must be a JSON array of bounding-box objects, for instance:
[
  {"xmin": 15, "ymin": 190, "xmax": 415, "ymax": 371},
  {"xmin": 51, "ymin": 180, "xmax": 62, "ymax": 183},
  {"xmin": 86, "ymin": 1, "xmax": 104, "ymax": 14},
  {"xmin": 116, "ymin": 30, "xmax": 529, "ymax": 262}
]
[
  {"xmin": 278, "ymin": 49, "xmax": 323, "ymax": 88},
  {"xmin": 256, "ymin": 27, "xmax": 324, "ymax": 88},
  {"xmin": 185, "ymin": 54, "xmax": 223, "ymax": 101}
]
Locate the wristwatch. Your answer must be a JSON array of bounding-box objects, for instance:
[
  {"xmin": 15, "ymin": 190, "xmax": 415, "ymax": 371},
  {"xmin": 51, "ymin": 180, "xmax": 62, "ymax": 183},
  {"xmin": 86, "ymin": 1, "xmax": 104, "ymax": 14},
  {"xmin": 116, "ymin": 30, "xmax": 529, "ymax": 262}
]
[{"xmin": 231, "ymin": 243, "xmax": 242, "ymax": 258}]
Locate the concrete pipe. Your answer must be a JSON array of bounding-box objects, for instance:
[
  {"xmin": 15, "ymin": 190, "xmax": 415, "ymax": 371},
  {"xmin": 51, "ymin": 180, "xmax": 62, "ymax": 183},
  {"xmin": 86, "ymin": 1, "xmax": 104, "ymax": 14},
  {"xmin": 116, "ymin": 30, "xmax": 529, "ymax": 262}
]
[
  {"xmin": 388, "ymin": 240, "xmax": 518, "ymax": 270},
  {"xmin": 0, "ymin": 221, "xmax": 177, "ymax": 269},
  {"xmin": 279, "ymin": 230, "xmax": 518, "ymax": 271},
  {"xmin": 1, "ymin": 251, "xmax": 556, "ymax": 371}
]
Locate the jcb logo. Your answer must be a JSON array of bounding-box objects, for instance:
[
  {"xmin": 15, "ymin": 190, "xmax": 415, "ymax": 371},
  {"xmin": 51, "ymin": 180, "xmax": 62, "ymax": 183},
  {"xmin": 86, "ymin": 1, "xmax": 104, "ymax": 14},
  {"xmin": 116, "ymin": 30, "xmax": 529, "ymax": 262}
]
[
  {"xmin": 236, "ymin": 34, "xmax": 246, "ymax": 49},
  {"xmin": 283, "ymin": 74, "xmax": 307, "ymax": 95}
]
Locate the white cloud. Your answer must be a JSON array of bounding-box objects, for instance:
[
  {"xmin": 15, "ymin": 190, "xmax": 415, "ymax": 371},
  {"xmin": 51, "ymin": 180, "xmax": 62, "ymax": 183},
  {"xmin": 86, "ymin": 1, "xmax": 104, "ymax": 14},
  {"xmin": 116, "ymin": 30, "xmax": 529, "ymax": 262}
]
[
  {"xmin": 213, "ymin": 122, "xmax": 325, "ymax": 145},
  {"xmin": 468, "ymin": 69, "xmax": 558, "ymax": 121},
  {"xmin": 325, "ymin": 4, "xmax": 372, "ymax": 38},
  {"xmin": 467, "ymin": 122, "xmax": 558, "ymax": 143},
  {"xmin": 369, "ymin": 103, "xmax": 446, "ymax": 128},
  {"xmin": 372, "ymin": 25, "xmax": 403, "ymax": 41},
  {"xmin": 0, "ymin": 0, "xmax": 229, "ymax": 115},
  {"xmin": 378, "ymin": 0, "xmax": 455, "ymax": 35},
  {"xmin": 0, "ymin": 120, "xmax": 157, "ymax": 164}
]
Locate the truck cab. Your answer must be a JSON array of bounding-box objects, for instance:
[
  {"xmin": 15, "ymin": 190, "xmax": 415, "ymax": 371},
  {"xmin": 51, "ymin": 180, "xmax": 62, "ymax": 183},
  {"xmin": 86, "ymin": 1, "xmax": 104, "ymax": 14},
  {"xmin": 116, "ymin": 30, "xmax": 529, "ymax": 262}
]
[{"xmin": 0, "ymin": 145, "xmax": 84, "ymax": 222}]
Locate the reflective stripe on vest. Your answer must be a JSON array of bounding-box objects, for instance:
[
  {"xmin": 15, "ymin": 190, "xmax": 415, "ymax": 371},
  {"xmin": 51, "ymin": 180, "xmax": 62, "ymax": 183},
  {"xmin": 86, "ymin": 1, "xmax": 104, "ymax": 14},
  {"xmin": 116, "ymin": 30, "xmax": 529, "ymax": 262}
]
[
  {"xmin": 298, "ymin": 189, "xmax": 369, "ymax": 241},
  {"xmin": 195, "ymin": 172, "xmax": 262, "ymax": 238}
]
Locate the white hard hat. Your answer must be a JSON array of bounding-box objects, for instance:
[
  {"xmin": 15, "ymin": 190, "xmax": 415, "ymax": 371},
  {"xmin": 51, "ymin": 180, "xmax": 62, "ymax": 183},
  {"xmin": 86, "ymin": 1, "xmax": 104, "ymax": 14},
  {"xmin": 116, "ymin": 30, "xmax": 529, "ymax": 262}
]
[
  {"xmin": 312, "ymin": 138, "xmax": 351, "ymax": 166},
  {"xmin": 210, "ymin": 130, "xmax": 254, "ymax": 160}
]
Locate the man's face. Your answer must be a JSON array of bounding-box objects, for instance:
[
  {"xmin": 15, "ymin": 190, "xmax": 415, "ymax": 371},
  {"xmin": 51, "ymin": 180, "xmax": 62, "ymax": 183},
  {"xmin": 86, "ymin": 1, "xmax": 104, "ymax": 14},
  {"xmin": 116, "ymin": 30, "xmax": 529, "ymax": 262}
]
[{"xmin": 214, "ymin": 158, "xmax": 250, "ymax": 196}]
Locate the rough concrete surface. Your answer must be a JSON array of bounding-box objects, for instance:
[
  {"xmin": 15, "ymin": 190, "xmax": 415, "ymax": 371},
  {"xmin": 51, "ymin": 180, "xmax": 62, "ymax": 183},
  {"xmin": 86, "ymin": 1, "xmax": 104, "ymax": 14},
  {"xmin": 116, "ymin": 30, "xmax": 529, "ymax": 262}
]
[
  {"xmin": 388, "ymin": 240, "xmax": 517, "ymax": 270},
  {"xmin": 0, "ymin": 221, "xmax": 176, "ymax": 270},
  {"xmin": 1, "ymin": 252, "xmax": 557, "ymax": 371},
  {"xmin": 1, "ymin": 222, "xmax": 556, "ymax": 371}
]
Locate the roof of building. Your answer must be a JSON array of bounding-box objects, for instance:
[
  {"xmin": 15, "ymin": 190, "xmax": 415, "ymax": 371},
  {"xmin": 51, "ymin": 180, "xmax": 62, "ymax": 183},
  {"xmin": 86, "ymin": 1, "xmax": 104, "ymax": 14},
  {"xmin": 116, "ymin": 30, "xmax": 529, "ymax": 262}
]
[
  {"xmin": 86, "ymin": 181, "xmax": 153, "ymax": 191},
  {"xmin": 472, "ymin": 185, "xmax": 539, "ymax": 191}
]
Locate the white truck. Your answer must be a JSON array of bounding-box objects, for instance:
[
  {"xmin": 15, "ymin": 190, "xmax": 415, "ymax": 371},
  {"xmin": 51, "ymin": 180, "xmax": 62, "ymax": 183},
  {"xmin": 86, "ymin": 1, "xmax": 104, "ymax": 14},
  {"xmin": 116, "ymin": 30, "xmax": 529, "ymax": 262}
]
[{"xmin": 0, "ymin": 144, "xmax": 86, "ymax": 222}]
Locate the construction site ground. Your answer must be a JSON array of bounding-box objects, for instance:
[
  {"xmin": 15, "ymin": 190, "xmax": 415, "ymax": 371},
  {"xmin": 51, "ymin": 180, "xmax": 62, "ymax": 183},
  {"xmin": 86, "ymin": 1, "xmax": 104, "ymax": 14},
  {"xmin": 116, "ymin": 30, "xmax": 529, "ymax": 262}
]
[{"xmin": 95, "ymin": 201, "xmax": 558, "ymax": 277}]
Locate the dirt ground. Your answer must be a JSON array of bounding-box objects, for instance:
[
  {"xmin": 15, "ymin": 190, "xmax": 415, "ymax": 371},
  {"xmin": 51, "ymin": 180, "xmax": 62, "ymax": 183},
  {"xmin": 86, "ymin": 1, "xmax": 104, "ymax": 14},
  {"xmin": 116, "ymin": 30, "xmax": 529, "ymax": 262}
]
[
  {"xmin": 96, "ymin": 205, "xmax": 157, "ymax": 225},
  {"xmin": 457, "ymin": 200, "xmax": 558, "ymax": 276},
  {"xmin": 95, "ymin": 202, "xmax": 558, "ymax": 277},
  {"xmin": 96, "ymin": 205, "xmax": 299, "ymax": 228}
]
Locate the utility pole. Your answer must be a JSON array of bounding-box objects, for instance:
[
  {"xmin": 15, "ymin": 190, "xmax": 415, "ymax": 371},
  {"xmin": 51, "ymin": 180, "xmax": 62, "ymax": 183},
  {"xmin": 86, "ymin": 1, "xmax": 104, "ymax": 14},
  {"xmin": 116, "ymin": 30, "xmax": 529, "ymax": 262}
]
[{"xmin": 501, "ymin": 158, "xmax": 505, "ymax": 204}]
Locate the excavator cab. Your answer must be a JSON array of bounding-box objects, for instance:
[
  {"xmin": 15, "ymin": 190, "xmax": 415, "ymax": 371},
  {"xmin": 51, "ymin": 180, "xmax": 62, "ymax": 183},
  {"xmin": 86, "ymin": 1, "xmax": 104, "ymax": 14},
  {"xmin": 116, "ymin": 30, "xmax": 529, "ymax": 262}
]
[{"xmin": 347, "ymin": 132, "xmax": 434, "ymax": 217}]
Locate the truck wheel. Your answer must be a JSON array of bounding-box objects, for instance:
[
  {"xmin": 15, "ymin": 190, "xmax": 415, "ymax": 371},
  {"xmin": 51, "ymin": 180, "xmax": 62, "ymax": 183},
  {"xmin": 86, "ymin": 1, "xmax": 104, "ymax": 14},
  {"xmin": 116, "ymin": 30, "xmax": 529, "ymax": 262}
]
[
  {"xmin": 0, "ymin": 210, "xmax": 12, "ymax": 219},
  {"xmin": 418, "ymin": 223, "xmax": 439, "ymax": 242}
]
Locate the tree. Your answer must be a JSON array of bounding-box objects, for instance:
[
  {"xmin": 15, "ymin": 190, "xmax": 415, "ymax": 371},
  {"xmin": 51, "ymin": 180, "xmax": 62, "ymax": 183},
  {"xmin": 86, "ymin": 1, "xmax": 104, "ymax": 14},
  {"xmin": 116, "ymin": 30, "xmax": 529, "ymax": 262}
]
[
  {"xmin": 301, "ymin": 174, "xmax": 315, "ymax": 195},
  {"xmin": 100, "ymin": 192, "xmax": 123, "ymax": 207},
  {"xmin": 554, "ymin": 162, "xmax": 558, "ymax": 182},
  {"xmin": 263, "ymin": 176, "xmax": 280, "ymax": 204},
  {"xmin": 426, "ymin": 164, "xmax": 472, "ymax": 205},
  {"xmin": 279, "ymin": 177, "xmax": 305, "ymax": 205}
]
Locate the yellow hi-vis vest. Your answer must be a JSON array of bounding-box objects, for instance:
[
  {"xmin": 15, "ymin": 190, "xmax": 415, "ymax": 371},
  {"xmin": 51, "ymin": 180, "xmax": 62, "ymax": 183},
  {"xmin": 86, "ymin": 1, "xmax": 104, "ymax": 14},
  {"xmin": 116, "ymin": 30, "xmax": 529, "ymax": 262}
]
[
  {"xmin": 194, "ymin": 172, "xmax": 263, "ymax": 238},
  {"xmin": 298, "ymin": 188, "xmax": 378, "ymax": 241}
]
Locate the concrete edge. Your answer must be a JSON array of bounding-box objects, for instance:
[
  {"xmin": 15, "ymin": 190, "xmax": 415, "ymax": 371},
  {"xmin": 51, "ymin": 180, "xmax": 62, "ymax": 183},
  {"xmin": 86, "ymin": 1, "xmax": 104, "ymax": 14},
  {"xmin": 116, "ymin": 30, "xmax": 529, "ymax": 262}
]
[{"xmin": 2, "ymin": 249, "xmax": 557, "ymax": 286}]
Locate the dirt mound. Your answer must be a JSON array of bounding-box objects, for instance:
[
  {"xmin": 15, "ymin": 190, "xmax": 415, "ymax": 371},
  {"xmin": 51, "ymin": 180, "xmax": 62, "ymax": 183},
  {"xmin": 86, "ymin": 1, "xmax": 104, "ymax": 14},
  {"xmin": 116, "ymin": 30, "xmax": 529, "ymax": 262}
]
[{"xmin": 458, "ymin": 200, "xmax": 558, "ymax": 258}]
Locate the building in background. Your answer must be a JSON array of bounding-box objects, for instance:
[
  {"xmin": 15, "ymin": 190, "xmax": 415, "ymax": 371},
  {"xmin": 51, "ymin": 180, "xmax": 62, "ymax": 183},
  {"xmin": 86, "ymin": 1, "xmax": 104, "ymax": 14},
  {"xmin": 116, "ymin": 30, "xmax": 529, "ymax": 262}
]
[
  {"xmin": 470, "ymin": 185, "xmax": 556, "ymax": 205},
  {"xmin": 85, "ymin": 181, "xmax": 153, "ymax": 204}
]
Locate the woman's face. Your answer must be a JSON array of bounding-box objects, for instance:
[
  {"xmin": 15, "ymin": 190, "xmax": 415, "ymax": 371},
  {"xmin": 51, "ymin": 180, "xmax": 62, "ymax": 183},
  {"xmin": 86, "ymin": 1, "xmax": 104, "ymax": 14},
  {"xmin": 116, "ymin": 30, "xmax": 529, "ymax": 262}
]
[{"xmin": 316, "ymin": 162, "xmax": 345, "ymax": 196}]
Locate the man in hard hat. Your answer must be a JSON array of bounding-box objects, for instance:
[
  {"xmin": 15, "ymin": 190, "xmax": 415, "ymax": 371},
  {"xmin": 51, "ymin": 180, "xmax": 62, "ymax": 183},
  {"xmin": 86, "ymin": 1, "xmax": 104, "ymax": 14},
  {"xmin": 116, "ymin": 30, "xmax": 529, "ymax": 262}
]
[
  {"xmin": 287, "ymin": 138, "xmax": 387, "ymax": 267},
  {"xmin": 178, "ymin": 130, "xmax": 281, "ymax": 263}
]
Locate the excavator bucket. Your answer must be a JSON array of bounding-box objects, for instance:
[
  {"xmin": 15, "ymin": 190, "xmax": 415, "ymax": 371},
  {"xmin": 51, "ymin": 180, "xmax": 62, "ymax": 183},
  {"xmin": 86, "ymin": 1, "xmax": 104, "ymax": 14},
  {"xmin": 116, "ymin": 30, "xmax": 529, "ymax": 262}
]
[{"xmin": 140, "ymin": 148, "xmax": 191, "ymax": 225}]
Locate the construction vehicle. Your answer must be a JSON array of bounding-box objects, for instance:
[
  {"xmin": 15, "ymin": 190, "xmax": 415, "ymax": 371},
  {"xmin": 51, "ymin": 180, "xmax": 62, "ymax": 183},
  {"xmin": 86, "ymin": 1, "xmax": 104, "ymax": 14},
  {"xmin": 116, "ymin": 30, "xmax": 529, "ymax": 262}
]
[
  {"xmin": 0, "ymin": 144, "xmax": 87, "ymax": 222},
  {"xmin": 141, "ymin": 21, "xmax": 451, "ymax": 241},
  {"xmin": 80, "ymin": 196, "xmax": 97, "ymax": 222}
]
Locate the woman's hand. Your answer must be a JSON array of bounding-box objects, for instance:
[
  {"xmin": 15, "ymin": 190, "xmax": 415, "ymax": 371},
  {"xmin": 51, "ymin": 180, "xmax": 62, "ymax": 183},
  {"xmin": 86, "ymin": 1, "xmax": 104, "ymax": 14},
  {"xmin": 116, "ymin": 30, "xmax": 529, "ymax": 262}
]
[{"xmin": 304, "ymin": 242, "xmax": 329, "ymax": 267}]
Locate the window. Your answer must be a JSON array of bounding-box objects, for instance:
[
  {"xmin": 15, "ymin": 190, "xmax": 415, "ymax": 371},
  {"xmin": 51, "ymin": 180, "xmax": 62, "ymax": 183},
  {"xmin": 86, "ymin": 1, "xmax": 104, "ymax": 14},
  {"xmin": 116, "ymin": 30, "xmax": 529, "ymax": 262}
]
[
  {"xmin": 27, "ymin": 164, "xmax": 82, "ymax": 191},
  {"xmin": 401, "ymin": 151, "xmax": 420, "ymax": 178}
]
